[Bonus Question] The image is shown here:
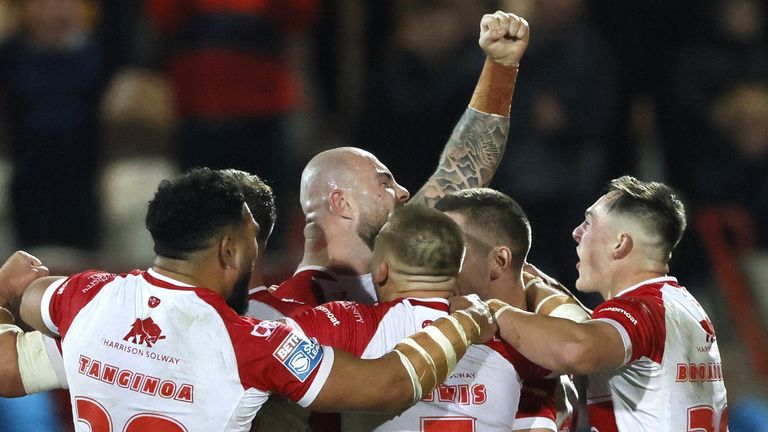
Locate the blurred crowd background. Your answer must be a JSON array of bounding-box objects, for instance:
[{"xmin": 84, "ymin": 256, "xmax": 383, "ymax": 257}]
[{"xmin": 0, "ymin": 0, "xmax": 766, "ymax": 430}]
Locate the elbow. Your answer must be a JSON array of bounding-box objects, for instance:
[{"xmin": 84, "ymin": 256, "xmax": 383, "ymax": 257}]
[
  {"xmin": 559, "ymin": 341, "xmax": 601, "ymax": 375},
  {"xmin": 382, "ymin": 374, "xmax": 416, "ymax": 414}
]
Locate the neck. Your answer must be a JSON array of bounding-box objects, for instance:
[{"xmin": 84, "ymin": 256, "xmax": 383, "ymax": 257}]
[
  {"xmin": 487, "ymin": 273, "xmax": 526, "ymax": 309},
  {"xmin": 604, "ymin": 266, "xmax": 667, "ymax": 300},
  {"xmin": 152, "ymin": 255, "xmax": 224, "ymax": 296},
  {"xmin": 379, "ymin": 275, "xmax": 457, "ymax": 302},
  {"xmin": 299, "ymin": 219, "xmax": 372, "ymax": 275}
]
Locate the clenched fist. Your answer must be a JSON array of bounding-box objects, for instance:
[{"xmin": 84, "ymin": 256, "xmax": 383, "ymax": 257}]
[
  {"xmin": 479, "ymin": 11, "xmax": 530, "ymax": 67},
  {"xmin": 0, "ymin": 251, "xmax": 49, "ymax": 306}
]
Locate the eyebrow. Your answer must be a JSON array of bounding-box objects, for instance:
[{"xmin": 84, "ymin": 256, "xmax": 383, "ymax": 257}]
[{"xmin": 377, "ymin": 172, "xmax": 394, "ymax": 182}]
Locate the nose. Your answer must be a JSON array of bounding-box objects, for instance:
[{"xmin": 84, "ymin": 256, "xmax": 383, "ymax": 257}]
[
  {"xmin": 572, "ymin": 223, "xmax": 583, "ymax": 243},
  {"xmin": 395, "ymin": 182, "xmax": 410, "ymax": 203}
]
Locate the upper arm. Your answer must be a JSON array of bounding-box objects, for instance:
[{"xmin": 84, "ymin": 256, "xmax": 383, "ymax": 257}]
[
  {"xmin": 308, "ymin": 349, "xmax": 412, "ymax": 414},
  {"xmin": 20, "ymin": 276, "xmax": 65, "ymax": 337},
  {"xmin": 564, "ymin": 320, "xmax": 626, "ymax": 374}
]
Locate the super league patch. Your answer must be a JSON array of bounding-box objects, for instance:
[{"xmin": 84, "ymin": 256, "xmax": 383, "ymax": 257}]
[{"xmin": 273, "ymin": 332, "xmax": 323, "ymax": 382}]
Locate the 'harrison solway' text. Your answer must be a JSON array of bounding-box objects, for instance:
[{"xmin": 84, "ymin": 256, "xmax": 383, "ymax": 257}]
[
  {"xmin": 78, "ymin": 355, "xmax": 194, "ymax": 403},
  {"xmin": 102, "ymin": 338, "xmax": 181, "ymax": 364}
]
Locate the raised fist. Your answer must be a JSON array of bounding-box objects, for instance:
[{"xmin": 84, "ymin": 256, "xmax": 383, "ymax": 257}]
[
  {"xmin": 0, "ymin": 251, "xmax": 49, "ymax": 305},
  {"xmin": 479, "ymin": 11, "xmax": 530, "ymax": 67}
]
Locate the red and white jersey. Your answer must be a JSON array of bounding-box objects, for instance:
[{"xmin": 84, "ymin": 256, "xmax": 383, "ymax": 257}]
[
  {"xmin": 39, "ymin": 269, "xmax": 335, "ymax": 432},
  {"xmin": 587, "ymin": 276, "xmax": 728, "ymax": 431},
  {"xmin": 247, "ymin": 286, "xmax": 297, "ymax": 320},
  {"xmin": 272, "ymin": 265, "xmax": 377, "ymax": 306},
  {"xmin": 289, "ymin": 297, "xmax": 550, "ymax": 431},
  {"xmin": 514, "ymin": 376, "xmax": 578, "ymax": 432}
]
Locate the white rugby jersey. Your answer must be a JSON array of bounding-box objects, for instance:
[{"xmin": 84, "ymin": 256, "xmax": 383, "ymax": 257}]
[
  {"xmin": 39, "ymin": 269, "xmax": 334, "ymax": 432},
  {"xmin": 289, "ymin": 297, "xmax": 550, "ymax": 432},
  {"xmin": 587, "ymin": 276, "xmax": 728, "ymax": 431}
]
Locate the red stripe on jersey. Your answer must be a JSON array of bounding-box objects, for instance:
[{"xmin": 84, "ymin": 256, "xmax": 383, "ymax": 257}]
[
  {"xmin": 592, "ymin": 283, "xmax": 666, "ymax": 364},
  {"xmin": 515, "ymin": 377, "xmax": 557, "ymax": 422},
  {"xmin": 273, "ymin": 270, "xmax": 335, "ymax": 307},
  {"xmin": 405, "ymin": 299, "xmax": 450, "ymax": 313},
  {"xmin": 249, "ymin": 288, "xmax": 312, "ymax": 317},
  {"xmin": 588, "ymin": 400, "xmax": 619, "ymax": 432},
  {"xmin": 192, "ymin": 289, "xmax": 326, "ymax": 401},
  {"xmin": 142, "ymin": 271, "xmax": 200, "ymax": 291},
  {"xmin": 292, "ymin": 300, "xmax": 400, "ymax": 357},
  {"xmin": 49, "ymin": 271, "xmax": 119, "ymax": 338}
]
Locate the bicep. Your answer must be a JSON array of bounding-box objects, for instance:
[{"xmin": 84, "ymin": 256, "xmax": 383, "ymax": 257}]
[
  {"xmin": 20, "ymin": 276, "xmax": 64, "ymax": 337},
  {"xmin": 309, "ymin": 349, "xmax": 411, "ymax": 414},
  {"xmin": 574, "ymin": 320, "xmax": 627, "ymax": 372}
]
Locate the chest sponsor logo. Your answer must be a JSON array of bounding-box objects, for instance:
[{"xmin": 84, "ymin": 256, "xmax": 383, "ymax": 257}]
[
  {"xmin": 273, "ymin": 332, "xmax": 323, "ymax": 382},
  {"xmin": 251, "ymin": 321, "xmax": 280, "ymax": 338},
  {"xmin": 123, "ymin": 317, "xmax": 166, "ymax": 348}
]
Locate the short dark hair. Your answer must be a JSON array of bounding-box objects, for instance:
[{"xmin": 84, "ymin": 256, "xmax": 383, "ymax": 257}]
[
  {"xmin": 222, "ymin": 169, "xmax": 276, "ymax": 245},
  {"xmin": 146, "ymin": 168, "xmax": 249, "ymax": 259},
  {"xmin": 604, "ymin": 175, "xmax": 687, "ymax": 257},
  {"xmin": 375, "ymin": 206, "xmax": 465, "ymax": 277},
  {"xmin": 434, "ymin": 188, "xmax": 531, "ymax": 268}
]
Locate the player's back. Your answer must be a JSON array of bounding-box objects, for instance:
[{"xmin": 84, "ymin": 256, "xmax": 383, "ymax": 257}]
[
  {"xmin": 660, "ymin": 283, "xmax": 728, "ymax": 429},
  {"xmin": 588, "ymin": 278, "xmax": 728, "ymax": 431},
  {"xmin": 42, "ymin": 269, "xmax": 329, "ymax": 432},
  {"xmin": 300, "ymin": 298, "xmax": 533, "ymax": 432}
]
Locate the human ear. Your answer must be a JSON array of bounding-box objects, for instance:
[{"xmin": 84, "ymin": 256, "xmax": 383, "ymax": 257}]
[
  {"xmin": 329, "ymin": 190, "xmax": 353, "ymax": 219},
  {"xmin": 613, "ymin": 233, "xmax": 633, "ymax": 259},
  {"xmin": 373, "ymin": 260, "xmax": 389, "ymax": 286},
  {"xmin": 490, "ymin": 246, "xmax": 512, "ymax": 280}
]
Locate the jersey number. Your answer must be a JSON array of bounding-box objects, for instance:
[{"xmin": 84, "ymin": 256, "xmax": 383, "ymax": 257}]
[
  {"xmin": 687, "ymin": 405, "xmax": 728, "ymax": 432},
  {"xmin": 76, "ymin": 397, "xmax": 188, "ymax": 432},
  {"xmin": 420, "ymin": 416, "xmax": 475, "ymax": 432}
]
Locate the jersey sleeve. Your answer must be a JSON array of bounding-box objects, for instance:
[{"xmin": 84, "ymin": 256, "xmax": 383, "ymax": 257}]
[
  {"xmin": 273, "ymin": 271, "xmax": 328, "ymax": 307},
  {"xmin": 235, "ymin": 318, "xmax": 335, "ymax": 407},
  {"xmin": 40, "ymin": 271, "xmax": 118, "ymax": 338},
  {"xmin": 287, "ymin": 301, "xmax": 388, "ymax": 357},
  {"xmin": 591, "ymin": 294, "xmax": 665, "ymax": 365}
]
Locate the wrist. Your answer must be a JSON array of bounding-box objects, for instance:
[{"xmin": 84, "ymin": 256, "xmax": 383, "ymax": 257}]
[
  {"xmin": 469, "ymin": 57, "xmax": 519, "ymax": 116},
  {"xmin": 0, "ymin": 305, "xmax": 15, "ymax": 324}
]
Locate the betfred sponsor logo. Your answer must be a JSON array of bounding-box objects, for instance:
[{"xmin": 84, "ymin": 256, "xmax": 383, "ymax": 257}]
[
  {"xmin": 78, "ymin": 355, "xmax": 193, "ymax": 403},
  {"xmin": 676, "ymin": 362, "xmax": 724, "ymax": 382},
  {"xmin": 123, "ymin": 317, "xmax": 166, "ymax": 348},
  {"xmin": 273, "ymin": 332, "xmax": 323, "ymax": 382}
]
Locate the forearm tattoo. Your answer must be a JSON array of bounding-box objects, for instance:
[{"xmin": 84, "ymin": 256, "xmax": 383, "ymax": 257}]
[{"xmin": 410, "ymin": 108, "xmax": 509, "ymax": 207}]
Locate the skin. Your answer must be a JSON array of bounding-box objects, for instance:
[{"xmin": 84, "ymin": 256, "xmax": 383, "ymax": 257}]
[
  {"xmin": 0, "ymin": 251, "xmax": 50, "ymax": 397},
  {"xmin": 297, "ymin": 11, "xmax": 529, "ymax": 278},
  {"xmin": 492, "ymin": 191, "xmax": 671, "ymax": 375}
]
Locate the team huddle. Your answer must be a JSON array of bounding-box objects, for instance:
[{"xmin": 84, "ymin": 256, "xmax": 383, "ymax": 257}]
[{"xmin": 0, "ymin": 11, "xmax": 728, "ymax": 432}]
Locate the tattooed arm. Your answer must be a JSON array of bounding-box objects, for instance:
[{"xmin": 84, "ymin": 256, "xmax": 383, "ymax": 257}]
[{"xmin": 409, "ymin": 11, "xmax": 530, "ymax": 208}]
